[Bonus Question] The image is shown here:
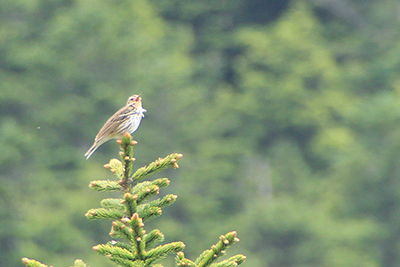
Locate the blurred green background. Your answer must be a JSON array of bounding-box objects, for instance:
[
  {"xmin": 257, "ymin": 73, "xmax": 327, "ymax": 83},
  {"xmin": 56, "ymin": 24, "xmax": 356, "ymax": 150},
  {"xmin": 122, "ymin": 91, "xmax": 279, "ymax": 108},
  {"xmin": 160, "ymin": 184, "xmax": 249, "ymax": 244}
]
[{"xmin": 2, "ymin": 0, "xmax": 400, "ymax": 266}]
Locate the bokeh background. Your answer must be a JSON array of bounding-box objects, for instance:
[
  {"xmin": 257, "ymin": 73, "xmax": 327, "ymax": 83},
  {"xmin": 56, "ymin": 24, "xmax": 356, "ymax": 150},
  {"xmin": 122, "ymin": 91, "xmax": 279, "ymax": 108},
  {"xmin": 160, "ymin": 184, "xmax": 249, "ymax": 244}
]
[{"xmin": 2, "ymin": 0, "xmax": 400, "ymax": 266}]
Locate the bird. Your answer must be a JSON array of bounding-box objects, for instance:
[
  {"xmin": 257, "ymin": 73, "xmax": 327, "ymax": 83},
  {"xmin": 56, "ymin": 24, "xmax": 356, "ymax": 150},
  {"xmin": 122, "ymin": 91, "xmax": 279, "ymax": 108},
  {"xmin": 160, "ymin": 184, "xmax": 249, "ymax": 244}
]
[{"xmin": 85, "ymin": 94, "xmax": 146, "ymax": 159}]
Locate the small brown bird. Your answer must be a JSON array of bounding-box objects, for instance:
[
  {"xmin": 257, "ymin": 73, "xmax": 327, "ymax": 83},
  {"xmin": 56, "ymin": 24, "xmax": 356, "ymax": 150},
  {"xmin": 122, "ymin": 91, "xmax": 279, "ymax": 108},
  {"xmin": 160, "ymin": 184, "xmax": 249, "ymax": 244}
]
[{"xmin": 85, "ymin": 95, "xmax": 146, "ymax": 159}]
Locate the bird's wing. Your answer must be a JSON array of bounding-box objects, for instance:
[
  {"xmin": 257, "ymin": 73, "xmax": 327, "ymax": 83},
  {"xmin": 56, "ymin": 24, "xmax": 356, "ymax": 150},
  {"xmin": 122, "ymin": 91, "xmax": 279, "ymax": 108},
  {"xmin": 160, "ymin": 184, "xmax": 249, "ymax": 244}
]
[{"xmin": 95, "ymin": 105, "xmax": 135, "ymax": 140}]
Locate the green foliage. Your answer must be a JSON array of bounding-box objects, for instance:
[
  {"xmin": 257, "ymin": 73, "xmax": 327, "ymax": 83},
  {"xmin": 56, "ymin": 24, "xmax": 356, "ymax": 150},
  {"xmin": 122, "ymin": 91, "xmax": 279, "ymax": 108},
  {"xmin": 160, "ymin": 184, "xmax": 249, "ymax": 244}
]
[
  {"xmin": 22, "ymin": 134, "xmax": 245, "ymax": 267},
  {"xmin": 3, "ymin": 0, "xmax": 400, "ymax": 266}
]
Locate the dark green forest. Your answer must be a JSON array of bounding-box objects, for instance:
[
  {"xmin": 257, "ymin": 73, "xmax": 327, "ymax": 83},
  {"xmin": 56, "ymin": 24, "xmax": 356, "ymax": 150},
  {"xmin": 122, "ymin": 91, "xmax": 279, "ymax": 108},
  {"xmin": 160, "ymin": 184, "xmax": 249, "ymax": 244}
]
[{"xmin": 2, "ymin": 0, "xmax": 400, "ymax": 266}]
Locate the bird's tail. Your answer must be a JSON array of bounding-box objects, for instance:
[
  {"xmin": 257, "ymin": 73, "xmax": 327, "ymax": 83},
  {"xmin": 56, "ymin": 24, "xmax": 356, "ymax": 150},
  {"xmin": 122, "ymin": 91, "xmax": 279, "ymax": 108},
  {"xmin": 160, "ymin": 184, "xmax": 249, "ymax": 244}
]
[
  {"xmin": 84, "ymin": 142, "xmax": 99, "ymax": 159},
  {"xmin": 85, "ymin": 137, "xmax": 110, "ymax": 159}
]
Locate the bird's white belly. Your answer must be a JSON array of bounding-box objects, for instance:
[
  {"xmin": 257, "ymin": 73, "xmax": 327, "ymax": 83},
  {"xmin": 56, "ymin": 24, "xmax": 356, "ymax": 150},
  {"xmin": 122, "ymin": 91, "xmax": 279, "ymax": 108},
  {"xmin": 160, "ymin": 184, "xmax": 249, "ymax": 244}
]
[{"xmin": 128, "ymin": 107, "xmax": 146, "ymax": 133}]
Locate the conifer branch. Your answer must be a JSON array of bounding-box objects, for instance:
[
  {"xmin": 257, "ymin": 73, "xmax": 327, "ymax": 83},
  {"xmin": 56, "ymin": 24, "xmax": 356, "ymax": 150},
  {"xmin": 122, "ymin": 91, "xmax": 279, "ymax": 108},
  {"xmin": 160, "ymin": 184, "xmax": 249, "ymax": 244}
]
[
  {"xmin": 138, "ymin": 206, "xmax": 162, "ymax": 222},
  {"xmin": 104, "ymin": 159, "xmax": 125, "ymax": 180},
  {"xmin": 22, "ymin": 258, "xmax": 90, "ymax": 267},
  {"xmin": 107, "ymin": 240, "xmax": 133, "ymax": 251},
  {"xmin": 140, "ymin": 194, "xmax": 177, "ymax": 211},
  {"xmin": 195, "ymin": 231, "xmax": 241, "ymax": 267},
  {"xmin": 175, "ymin": 232, "xmax": 245, "ymax": 267},
  {"xmin": 128, "ymin": 213, "xmax": 146, "ymax": 259},
  {"xmin": 132, "ymin": 179, "xmax": 170, "ymax": 193},
  {"xmin": 176, "ymin": 252, "xmax": 196, "ymax": 267},
  {"xmin": 93, "ymin": 244, "xmax": 137, "ymax": 261},
  {"xmin": 21, "ymin": 258, "xmax": 49, "ymax": 267},
  {"xmin": 144, "ymin": 242, "xmax": 186, "ymax": 265},
  {"xmin": 85, "ymin": 207, "xmax": 124, "ymax": 220},
  {"xmin": 134, "ymin": 185, "xmax": 160, "ymax": 204},
  {"xmin": 131, "ymin": 153, "xmax": 183, "ymax": 182},
  {"xmin": 73, "ymin": 259, "xmax": 89, "ymax": 267},
  {"xmin": 118, "ymin": 133, "xmax": 138, "ymax": 193},
  {"xmin": 23, "ymin": 136, "xmax": 246, "ymax": 267},
  {"xmin": 144, "ymin": 229, "xmax": 164, "ymax": 249},
  {"xmin": 101, "ymin": 198, "xmax": 124, "ymax": 210},
  {"xmin": 108, "ymin": 257, "xmax": 136, "ymax": 267},
  {"xmin": 210, "ymin": 255, "xmax": 247, "ymax": 267},
  {"xmin": 122, "ymin": 193, "xmax": 138, "ymax": 218},
  {"xmin": 119, "ymin": 133, "xmax": 136, "ymax": 179},
  {"xmin": 110, "ymin": 220, "xmax": 133, "ymax": 240},
  {"xmin": 89, "ymin": 180, "xmax": 122, "ymax": 192}
]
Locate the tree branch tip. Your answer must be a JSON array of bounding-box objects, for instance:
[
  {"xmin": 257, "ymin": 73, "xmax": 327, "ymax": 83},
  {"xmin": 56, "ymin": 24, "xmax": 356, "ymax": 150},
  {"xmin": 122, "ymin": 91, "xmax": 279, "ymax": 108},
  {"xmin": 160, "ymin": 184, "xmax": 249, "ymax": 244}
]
[
  {"xmin": 124, "ymin": 192, "xmax": 134, "ymax": 200},
  {"xmin": 130, "ymin": 140, "xmax": 138, "ymax": 146},
  {"xmin": 224, "ymin": 239, "xmax": 230, "ymax": 244},
  {"xmin": 230, "ymin": 231, "xmax": 237, "ymax": 237},
  {"xmin": 21, "ymin": 258, "xmax": 29, "ymax": 264},
  {"xmin": 123, "ymin": 132, "xmax": 132, "ymax": 138},
  {"xmin": 93, "ymin": 245, "xmax": 100, "ymax": 251},
  {"xmin": 176, "ymin": 153, "xmax": 183, "ymax": 159},
  {"xmin": 132, "ymin": 213, "xmax": 139, "ymax": 220},
  {"xmin": 173, "ymin": 163, "xmax": 179, "ymax": 169},
  {"xmin": 136, "ymin": 237, "xmax": 142, "ymax": 241},
  {"xmin": 104, "ymin": 164, "xmax": 111, "ymax": 169},
  {"xmin": 234, "ymin": 237, "xmax": 240, "ymax": 243},
  {"xmin": 121, "ymin": 218, "xmax": 130, "ymax": 224},
  {"xmin": 124, "ymin": 156, "xmax": 130, "ymax": 160},
  {"xmin": 116, "ymin": 139, "xmax": 123, "ymax": 145}
]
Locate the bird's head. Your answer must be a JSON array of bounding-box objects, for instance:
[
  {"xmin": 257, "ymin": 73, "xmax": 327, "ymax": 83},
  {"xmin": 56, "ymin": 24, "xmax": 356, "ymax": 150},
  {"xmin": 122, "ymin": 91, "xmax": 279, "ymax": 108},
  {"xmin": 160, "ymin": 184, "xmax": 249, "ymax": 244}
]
[{"xmin": 127, "ymin": 94, "xmax": 142, "ymax": 105}]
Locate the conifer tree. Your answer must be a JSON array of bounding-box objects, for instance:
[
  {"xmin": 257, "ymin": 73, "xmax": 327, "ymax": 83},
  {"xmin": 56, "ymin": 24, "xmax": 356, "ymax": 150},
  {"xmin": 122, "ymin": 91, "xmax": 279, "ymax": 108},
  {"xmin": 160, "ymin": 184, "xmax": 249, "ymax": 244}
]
[{"xmin": 22, "ymin": 133, "xmax": 246, "ymax": 267}]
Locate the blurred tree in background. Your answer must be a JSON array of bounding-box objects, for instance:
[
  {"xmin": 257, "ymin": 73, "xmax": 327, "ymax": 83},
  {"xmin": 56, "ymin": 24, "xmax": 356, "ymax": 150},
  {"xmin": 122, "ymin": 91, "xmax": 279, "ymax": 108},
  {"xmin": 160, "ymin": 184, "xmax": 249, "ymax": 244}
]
[{"xmin": 1, "ymin": 0, "xmax": 400, "ymax": 266}]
